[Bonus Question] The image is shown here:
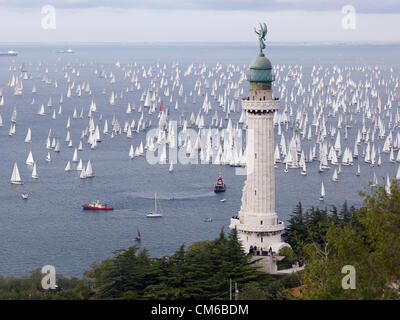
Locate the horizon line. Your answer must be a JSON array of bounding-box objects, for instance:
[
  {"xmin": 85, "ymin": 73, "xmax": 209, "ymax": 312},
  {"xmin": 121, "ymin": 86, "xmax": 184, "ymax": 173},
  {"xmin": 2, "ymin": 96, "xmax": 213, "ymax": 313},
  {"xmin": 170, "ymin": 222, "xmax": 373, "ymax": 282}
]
[{"xmin": 1, "ymin": 40, "xmax": 400, "ymax": 46}]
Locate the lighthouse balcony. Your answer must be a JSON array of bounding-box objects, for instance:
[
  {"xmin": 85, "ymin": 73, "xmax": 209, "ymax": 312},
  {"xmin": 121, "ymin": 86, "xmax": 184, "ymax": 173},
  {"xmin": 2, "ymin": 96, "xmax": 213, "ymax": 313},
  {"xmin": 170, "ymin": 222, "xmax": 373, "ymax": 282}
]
[
  {"xmin": 229, "ymin": 217, "xmax": 285, "ymax": 233},
  {"xmin": 242, "ymin": 99, "xmax": 280, "ymax": 113},
  {"xmin": 229, "ymin": 216, "xmax": 241, "ymax": 229}
]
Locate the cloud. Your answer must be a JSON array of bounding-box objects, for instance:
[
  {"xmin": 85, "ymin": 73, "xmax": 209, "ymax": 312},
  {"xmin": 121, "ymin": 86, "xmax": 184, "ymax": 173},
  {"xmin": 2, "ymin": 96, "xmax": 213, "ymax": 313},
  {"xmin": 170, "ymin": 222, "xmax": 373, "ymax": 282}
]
[
  {"xmin": 0, "ymin": 7, "xmax": 399, "ymax": 43},
  {"xmin": 0, "ymin": 0, "xmax": 400, "ymax": 13}
]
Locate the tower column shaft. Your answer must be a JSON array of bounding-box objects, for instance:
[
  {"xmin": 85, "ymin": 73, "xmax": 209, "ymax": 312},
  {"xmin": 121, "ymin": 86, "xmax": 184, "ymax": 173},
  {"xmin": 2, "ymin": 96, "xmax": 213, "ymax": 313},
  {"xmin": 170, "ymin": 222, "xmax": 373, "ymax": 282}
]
[
  {"xmin": 229, "ymin": 33, "xmax": 289, "ymax": 258},
  {"xmin": 246, "ymin": 113, "xmax": 275, "ymax": 218}
]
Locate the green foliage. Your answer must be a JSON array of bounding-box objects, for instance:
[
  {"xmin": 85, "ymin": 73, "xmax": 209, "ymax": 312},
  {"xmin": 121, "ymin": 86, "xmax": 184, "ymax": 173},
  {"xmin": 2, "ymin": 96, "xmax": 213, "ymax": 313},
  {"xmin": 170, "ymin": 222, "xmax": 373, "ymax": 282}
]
[
  {"xmin": 81, "ymin": 228, "xmax": 286, "ymax": 300},
  {"xmin": 2, "ymin": 228, "xmax": 291, "ymax": 300},
  {"xmin": 0, "ymin": 269, "xmax": 85, "ymax": 300},
  {"xmin": 282, "ymin": 201, "xmax": 357, "ymax": 258},
  {"xmin": 298, "ymin": 180, "xmax": 400, "ymax": 299},
  {"xmin": 277, "ymin": 246, "xmax": 296, "ymax": 270}
]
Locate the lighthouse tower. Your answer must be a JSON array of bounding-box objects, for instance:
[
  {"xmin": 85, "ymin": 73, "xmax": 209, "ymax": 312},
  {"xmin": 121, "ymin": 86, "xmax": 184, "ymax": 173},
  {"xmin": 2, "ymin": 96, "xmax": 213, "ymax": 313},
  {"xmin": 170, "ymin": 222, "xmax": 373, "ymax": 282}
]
[{"xmin": 229, "ymin": 24, "xmax": 289, "ymax": 269}]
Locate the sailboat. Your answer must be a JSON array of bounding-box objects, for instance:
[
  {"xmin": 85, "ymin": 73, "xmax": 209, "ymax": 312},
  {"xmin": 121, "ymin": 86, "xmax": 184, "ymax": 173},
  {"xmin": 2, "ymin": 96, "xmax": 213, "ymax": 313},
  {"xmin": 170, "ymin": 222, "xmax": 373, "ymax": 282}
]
[
  {"xmin": 300, "ymin": 162, "xmax": 307, "ymax": 176},
  {"xmin": 371, "ymin": 172, "xmax": 378, "ymax": 187},
  {"xmin": 54, "ymin": 140, "xmax": 60, "ymax": 152},
  {"xmin": 37, "ymin": 104, "xmax": 45, "ymax": 116},
  {"xmin": 26, "ymin": 151, "xmax": 34, "ymax": 166},
  {"xmin": 169, "ymin": 162, "xmax": 174, "ymax": 172},
  {"xmin": 65, "ymin": 161, "xmax": 71, "ymax": 172},
  {"xmin": 284, "ymin": 161, "xmax": 288, "ymax": 173},
  {"xmin": 85, "ymin": 160, "xmax": 94, "ymax": 177},
  {"xmin": 24, "ymin": 128, "xmax": 32, "ymax": 143},
  {"xmin": 10, "ymin": 162, "xmax": 23, "ymax": 184},
  {"xmin": 133, "ymin": 229, "xmax": 141, "ymax": 241},
  {"xmin": 32, "ymin": 162, "xmax": 39, "ymax": 179},
  {"xmin": 72, "ymin": 148, "xmax": 79, "ymax": 162},
  {"xmin": 146, "ymin": 193, "xmax": 163, "ymax": 217},
  {"xmin": 319, "ymin": 181, "xmax": 325, "ymax": 201},
  {"xmin": 76, "ymin": 159, "xmax": 83, "ymax": 171},
  {"xmin": 80, "ymin": 165, "xmax": 87, "ymax": 179},
  {"xmin": 332, "ymin": 168, "xmax": 339, "ymax": 182},
  {"xmin": 356, "ymin": 163, "xmax": 361, "ymax": 176},
  {"xmin": 385, "ymin": 175, "xmax": 392, "ymax": 196}
]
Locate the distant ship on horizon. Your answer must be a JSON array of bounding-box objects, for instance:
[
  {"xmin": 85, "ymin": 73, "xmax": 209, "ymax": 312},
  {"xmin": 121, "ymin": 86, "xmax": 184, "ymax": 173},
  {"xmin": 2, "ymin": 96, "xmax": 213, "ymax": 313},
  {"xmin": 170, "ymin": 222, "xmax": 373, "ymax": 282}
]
[
  {"xmin": 57, "ymin": 49, "xmax": 74, "ymax": 54},
  {"xmin": 0, "ymin": 50, "xmax": 18, "ymax": 56}
]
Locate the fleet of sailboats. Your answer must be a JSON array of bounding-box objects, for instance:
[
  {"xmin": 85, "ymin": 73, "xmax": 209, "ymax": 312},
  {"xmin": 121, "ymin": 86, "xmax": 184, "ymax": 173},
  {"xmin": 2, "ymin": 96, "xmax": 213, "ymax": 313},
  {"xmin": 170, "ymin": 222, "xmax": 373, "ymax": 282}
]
[{"xmin": 1, "ymin": 52, "xmax": 399, "ymax": 213}]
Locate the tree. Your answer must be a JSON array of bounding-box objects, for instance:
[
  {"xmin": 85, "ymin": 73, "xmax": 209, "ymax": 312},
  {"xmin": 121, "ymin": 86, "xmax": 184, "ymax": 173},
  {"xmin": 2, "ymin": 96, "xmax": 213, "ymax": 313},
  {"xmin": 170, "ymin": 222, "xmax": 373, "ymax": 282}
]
[{"xmin": 298, "ymin": 180, "xmax": 400, "ymax": 299}]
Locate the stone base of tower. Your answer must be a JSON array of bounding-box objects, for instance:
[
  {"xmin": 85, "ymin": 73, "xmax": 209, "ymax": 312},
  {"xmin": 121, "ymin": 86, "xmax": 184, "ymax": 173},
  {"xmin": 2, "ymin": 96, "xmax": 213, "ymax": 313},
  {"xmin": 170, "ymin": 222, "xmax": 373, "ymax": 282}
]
[
  {"xmin": 230, "ymin": 218, "xmax": 291, "ymax": 274},
  {"xmin": 229, "ymin": 218, "xmax": 290, "ymax": 254},
  {"xmin": 250, "ymin": 255, "xmax": 285, "ymax": 274}
]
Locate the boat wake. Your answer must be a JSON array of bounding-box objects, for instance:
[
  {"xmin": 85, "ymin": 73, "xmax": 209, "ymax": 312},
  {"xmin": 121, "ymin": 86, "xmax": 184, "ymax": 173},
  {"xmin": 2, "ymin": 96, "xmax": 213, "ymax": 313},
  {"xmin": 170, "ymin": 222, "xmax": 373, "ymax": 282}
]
[{"xmin": 123, "ymin": 191, "xmax": 215, "ymax": 200}]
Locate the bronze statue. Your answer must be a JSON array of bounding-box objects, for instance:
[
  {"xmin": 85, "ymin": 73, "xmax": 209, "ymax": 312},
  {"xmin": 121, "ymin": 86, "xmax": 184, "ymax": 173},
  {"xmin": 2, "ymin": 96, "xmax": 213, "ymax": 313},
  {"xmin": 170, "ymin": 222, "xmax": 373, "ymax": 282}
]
[{"xmin": 254, "ymin": 22, "xmax": 268, "ymax": 55}]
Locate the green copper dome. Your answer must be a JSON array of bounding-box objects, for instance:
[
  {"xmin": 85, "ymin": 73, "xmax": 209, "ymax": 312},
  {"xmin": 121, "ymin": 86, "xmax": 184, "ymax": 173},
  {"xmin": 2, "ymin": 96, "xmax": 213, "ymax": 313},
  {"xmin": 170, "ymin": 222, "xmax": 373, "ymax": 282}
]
[
  {"xmin": 248, "ymin": 54, "xmax": 274, "ymax": 84},
  {"xmin": 250, "ymin": 54, "xmax": 272, "ymax": 70}
]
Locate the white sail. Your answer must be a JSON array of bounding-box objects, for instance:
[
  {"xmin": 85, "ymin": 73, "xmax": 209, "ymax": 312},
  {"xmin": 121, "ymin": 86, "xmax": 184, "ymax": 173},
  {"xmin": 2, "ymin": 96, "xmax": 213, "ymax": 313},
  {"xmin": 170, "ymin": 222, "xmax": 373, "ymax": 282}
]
[
  {"xmin": 109, "ymin": 91, "xmax": 115, "ymax": 105},
  {"xmin": 32, "ymin": 162, "xmax": 38, "ymax": 179},
  {"xmin": 72, "ymin": 148, "xmax": 79, "ymax": 162},
  {"xmin": 320, "ymin": 181, "xmax": 325, "ymax": 198},
  {"xmin": 332, "ymin": 168, "xmax": 338, "ymax": 181},
  {"xmin": 10, "ymin": 162, "xmax": 23, "ymax": 184},
  {"xmin": 55, "ymin": 140, "xmax": 60, "ymax": 152},
  {"xmin": 103, "ymin": 120, "xmax": 109, "ymax": 135},
  {"xmin": 65, "ymin": 161, "xmax": 71, "ymax": 172},
  {"xmin": 396, "ymin": 165, "xmax": 400, "ymax": 180},
  {"xmin": 24, "ymin": 128, "xmax": 32, "ymax": 143},
  {"xmin": 37, "ymin": 104, "xmax": 45, "ymax": 115},
  {"xmin": 26, "ymin": 151, "xmax": 34, "ymax": 166},
  {"xmin": 76, "ymin": 159, "xmax": 83, "ymax": 171},
  {"xmin": 386, "ymin": 175, "xmax": 391, "ymax": 195},
  {"xmin": 85, "ymin": 160, "xmax": 94, "ymax": 177},
  {"xmin": 80, "ymin": 165, "xmax": 87, "ymax": 179}
]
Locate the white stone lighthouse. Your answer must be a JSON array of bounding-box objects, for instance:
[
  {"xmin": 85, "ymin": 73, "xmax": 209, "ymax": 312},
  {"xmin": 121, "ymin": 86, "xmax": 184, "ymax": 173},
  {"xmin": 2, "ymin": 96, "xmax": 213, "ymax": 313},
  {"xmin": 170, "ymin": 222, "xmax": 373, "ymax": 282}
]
[{"xmin": 229, "ymin": 24, "xmax": 289, "ymax": 268}]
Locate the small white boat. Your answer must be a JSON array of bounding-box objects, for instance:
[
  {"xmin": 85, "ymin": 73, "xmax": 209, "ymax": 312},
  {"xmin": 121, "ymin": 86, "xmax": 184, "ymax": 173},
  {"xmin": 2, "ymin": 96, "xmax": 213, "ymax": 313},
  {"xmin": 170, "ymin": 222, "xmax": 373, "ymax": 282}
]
[
  {"xmin": 21, "ymin": 193, "xmax": 29, "ymax": 199},
  {"xmin": 220, "ymin": 198, "xmax": 226, "ymax": 202},
  {"xmin": 146, "ymin": 193, "xmax": 163, "ymax": 217},
  {"xmin": 204, "ymin": 217, "xmax": 212, "ymax": 222}
]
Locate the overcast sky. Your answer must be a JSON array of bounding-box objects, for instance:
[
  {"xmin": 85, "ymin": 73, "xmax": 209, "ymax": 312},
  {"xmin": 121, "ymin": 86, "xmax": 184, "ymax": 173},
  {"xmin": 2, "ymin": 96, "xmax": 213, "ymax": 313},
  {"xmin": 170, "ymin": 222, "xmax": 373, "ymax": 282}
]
[{"xmin": 0, "ymin": 0, "xmax": 399, "ymax": 43}]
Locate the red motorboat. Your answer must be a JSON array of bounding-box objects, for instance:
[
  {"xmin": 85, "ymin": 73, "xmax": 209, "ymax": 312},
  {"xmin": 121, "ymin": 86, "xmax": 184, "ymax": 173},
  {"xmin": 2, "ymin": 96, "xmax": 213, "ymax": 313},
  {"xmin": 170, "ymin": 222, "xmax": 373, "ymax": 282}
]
[
  {"xmin": 82, "ymin": 199, "xmax": 113, "ymax": 210},
  {"xmin": 214, "ymin": 174, "xmax": 226, "ymax": 193}
]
